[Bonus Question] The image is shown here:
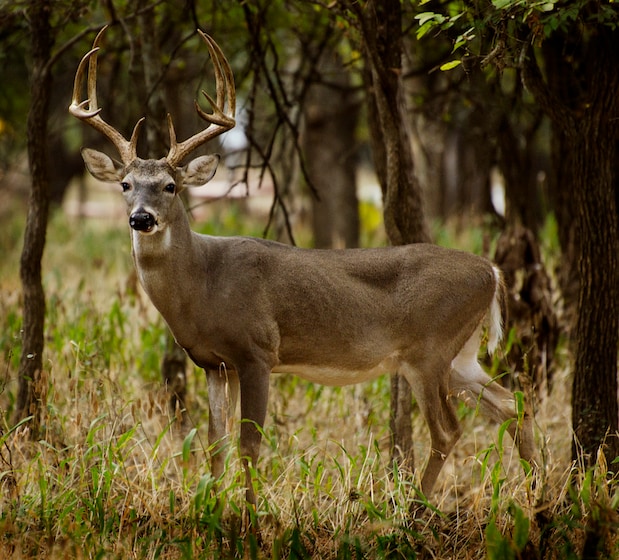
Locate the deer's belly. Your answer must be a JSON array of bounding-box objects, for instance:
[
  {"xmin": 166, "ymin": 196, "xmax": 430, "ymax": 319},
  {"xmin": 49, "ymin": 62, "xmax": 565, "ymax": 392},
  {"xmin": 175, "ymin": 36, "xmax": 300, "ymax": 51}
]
[{"xmin": 273, "ymin": 354, "xmax": 399, "ymax": 387}]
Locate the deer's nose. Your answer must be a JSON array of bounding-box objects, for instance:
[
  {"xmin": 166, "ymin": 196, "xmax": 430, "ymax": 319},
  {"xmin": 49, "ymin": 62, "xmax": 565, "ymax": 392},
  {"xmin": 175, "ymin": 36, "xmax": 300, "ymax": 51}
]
[{"xmin": 129, "ymin": 211, "xmax": 156, "ymax": 232}]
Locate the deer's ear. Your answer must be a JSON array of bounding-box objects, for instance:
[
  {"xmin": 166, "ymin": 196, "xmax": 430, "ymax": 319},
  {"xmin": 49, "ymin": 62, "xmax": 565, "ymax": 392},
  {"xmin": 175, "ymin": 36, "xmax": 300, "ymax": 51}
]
[
  {"xmin": 81, "ymin": 148, "xmax": 124, "ymax": 182},
  {"xmin": 179, "ymin": 154, "xmax": 220, "ymax": 187}
]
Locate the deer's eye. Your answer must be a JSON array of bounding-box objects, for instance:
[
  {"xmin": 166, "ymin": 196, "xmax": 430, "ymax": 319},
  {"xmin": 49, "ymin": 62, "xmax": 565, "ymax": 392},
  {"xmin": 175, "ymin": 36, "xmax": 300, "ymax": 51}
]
[
  {"xmin": 121, "ymin": 182, "xmax": 131, "ymax": 192},
  {"xmin": 164, "ymin": 183, "xmax": 176, "ymax": 194}
]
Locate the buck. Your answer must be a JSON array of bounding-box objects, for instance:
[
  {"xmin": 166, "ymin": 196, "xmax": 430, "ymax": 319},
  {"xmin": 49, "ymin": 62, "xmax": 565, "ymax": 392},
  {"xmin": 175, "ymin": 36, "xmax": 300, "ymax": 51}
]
[{"xmin": 70, "ymin": 28, "xmax": 536, "ymax": 515}]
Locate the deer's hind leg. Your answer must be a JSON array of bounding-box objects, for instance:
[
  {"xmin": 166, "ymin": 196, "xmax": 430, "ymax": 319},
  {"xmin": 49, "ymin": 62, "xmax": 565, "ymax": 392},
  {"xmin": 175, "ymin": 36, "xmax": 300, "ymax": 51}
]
[
  {"xmin": 400, "ymin": 359, "xmax": 463, "ymax": 496},
  {"xmin": 450, "ymin": 330, "xmax": 536, "ymax": 465}
]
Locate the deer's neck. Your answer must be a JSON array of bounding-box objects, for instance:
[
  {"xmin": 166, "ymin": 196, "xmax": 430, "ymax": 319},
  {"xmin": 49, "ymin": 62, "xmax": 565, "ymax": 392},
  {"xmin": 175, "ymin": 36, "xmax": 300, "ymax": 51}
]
[{"xmin": 130, "ymin": 203, "xmax": 199, "ymax": 304}]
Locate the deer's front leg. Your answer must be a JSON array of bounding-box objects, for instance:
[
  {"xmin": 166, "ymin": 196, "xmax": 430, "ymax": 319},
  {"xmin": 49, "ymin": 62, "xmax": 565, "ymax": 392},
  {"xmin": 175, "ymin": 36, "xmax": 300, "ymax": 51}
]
[
  {"xmin": 206, "ymin": 367, "xmax": 239, "ymax": 482},
  {"xmin": 237, "ymin": 361, "xmax": 271, "ymax": 510}
]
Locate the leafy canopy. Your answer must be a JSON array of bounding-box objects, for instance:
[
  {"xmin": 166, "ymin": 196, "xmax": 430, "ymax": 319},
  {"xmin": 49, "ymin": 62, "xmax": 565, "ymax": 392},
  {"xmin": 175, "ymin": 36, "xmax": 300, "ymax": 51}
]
[{"xmin": 413, "ymin": 0, "xmax": 619, "ymax": 70}]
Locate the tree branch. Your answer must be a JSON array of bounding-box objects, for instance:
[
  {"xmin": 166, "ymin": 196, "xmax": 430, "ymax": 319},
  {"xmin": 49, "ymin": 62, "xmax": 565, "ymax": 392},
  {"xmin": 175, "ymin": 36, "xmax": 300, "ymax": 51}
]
[{"xmin": 519, "ymin": 37, "xmax": 573, "ymax": 128}]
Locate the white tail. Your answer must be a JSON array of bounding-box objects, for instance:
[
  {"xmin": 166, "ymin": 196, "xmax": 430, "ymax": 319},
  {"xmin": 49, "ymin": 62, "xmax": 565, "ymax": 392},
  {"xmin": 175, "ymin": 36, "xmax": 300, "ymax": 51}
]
[
  {"xmin": 487, "ymin": 266, "xmax": 505, "ymax": 355},
  {"xmin": 70, "ymin": 30, "xmax": 536, "ymax": 518}
]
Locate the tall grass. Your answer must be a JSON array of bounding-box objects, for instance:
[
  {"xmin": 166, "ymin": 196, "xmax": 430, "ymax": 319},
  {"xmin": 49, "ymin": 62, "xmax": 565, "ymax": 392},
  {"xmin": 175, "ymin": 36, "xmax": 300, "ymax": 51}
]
[{"xmin": 1, "ymin": 200, "xmax": 618, "ymax": 558}]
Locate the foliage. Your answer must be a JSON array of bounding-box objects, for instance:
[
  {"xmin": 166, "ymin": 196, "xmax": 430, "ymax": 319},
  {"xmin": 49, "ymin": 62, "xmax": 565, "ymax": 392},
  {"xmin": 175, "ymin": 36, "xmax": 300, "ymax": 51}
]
[{"xmin": 413, "ymin": 0, "xmax": 619, "ymax": 67}]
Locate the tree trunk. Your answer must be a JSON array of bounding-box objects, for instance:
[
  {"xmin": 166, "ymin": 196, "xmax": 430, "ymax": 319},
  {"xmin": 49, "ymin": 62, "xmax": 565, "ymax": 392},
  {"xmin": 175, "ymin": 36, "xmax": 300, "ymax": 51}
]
[
  {"xmin": 523, "ymin": 29, "xmax": 619, "ymax": 468},
  {"xmin": 541, "ymin": 38, "xmax": 580, "ymax": 312},
  {"xmin": 356, "ymin": 0, "xmax": 431, "ymax": 470},
  {"xmin": 304, "ymin": 47, "xmax": 360, "ymax": 249},
  {"xmin": 14, "ymin": 1, "xmax": 53, "ymax": 429},
  {"xmin": 569, "ymin": 124, "xmax": 618, "ymax": 466},
  {"xmin": 496, "ymin": 111, "xmax": 546, "ymax": 231}
]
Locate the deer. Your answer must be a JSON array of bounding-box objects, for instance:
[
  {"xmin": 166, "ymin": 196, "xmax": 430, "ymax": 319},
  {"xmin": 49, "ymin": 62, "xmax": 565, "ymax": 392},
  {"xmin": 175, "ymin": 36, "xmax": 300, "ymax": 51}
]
[{"xmin": 70, "ymin": 27, "xmax": 536, "ymax": 519}]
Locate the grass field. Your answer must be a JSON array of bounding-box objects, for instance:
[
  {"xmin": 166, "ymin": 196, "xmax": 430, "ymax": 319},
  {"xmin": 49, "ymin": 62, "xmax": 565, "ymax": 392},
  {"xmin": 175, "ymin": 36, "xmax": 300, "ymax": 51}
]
[{"xmin": 1, "ymin": 197, "xmax": 618, "ymax": 559}]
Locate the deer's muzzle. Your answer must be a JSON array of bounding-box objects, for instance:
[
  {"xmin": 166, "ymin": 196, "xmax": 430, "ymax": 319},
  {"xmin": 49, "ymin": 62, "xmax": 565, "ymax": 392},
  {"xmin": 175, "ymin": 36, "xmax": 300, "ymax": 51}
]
[{"xmin": 129, "ymin": 211, "xmax": 157, "ymax": 232}]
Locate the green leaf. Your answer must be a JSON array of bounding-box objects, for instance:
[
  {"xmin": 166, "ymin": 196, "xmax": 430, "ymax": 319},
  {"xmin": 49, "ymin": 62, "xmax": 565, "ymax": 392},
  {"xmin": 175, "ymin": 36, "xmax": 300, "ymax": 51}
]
[
  {"xmin": 497, "ymin": 417, "xmax": 515, "ymax": 452},
  {"xmin": 116, "ymin": 426, "xmax": 137, "ymax": 451},
  {"xmin": 416, "ymin": 21, "xmax": 435, "ymax": 39},
  {"xmin": 514, "ymin": 390, "xmax": 525, "ymax": 422},
  {"xmin": 486, "ymin": 518, "xmax": 515, "ymax": 560},
  {"xmin": 182, "ymin": 427, "xmax": 197, "ymax": 463},
  {"xmin": 492, "ymin": 0, "xmax": 516, "ymax": 9},
  {"xmin": 169, "ymin": 489, "xmax": 176, "ymax": 514},
  {"xmin": 580, "ymin": 468, "xmax": 594, "ymax": 505},
  {"xmin": 511, "ymin": 504, "xmax": 531, "ymax": 551},
  {"xmin": 440, "ymin": 60, "xmax": 462, "ymax": 71},
  {"xmin": 415, "ymin": 11, "xmax": 441, "ymax": 25},
  {"xmin": 453, "ymin": 29, "xmax": 475, "ymax": 53},
  {"xmin": 520, "ymin": 458, "xmax": 533, "ymax": 476}
]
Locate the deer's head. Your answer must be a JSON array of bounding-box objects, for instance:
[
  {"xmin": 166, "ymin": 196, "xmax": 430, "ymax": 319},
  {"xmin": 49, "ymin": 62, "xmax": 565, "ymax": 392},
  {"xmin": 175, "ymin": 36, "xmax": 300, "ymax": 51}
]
[{"xmin": 70, "ymin": 27, "xmax": 235, "ymax": 235}]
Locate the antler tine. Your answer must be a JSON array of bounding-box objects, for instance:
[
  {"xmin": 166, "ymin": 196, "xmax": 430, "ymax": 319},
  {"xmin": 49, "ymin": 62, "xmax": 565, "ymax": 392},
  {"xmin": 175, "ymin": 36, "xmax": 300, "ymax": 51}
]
[
  {"xmin": 86, "ymin": 27, "xmax": 105, "ymax": 114},
  {"xmin": 203, "ymin": 32, "xmax": 236, "ymax": 118},
  {"xmin": 166, "ymin": 32, "xmax": 236, "ymax": 167},
  {"xmin": 69, "ymin": 25, "xmax": 143, "ymax": 165},
  {"xmin": 70, "ymin": 47, "xmax": 99, "ymax": 118}
]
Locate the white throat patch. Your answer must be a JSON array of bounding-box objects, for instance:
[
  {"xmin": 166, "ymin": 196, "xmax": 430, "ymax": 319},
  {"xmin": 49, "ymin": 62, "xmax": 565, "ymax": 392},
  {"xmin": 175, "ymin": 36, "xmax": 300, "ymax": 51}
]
[{"xmin": 161, "ymin": 226, "xmax": 172, "ymax": 250}]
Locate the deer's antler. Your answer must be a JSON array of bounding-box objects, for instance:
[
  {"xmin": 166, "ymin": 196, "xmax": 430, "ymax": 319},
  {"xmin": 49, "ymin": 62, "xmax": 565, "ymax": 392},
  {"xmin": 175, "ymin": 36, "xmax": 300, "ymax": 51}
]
[
  {"xmin": 70, "ymin": 28, "xmax": 235, "ymax": 167},
  {"xmin": 69, "ymin": 26, "xmax": 144, "ymax": 165},
  {"xmin": 166, "ymin": 31, "xmax": 236, "ymax": 167}
]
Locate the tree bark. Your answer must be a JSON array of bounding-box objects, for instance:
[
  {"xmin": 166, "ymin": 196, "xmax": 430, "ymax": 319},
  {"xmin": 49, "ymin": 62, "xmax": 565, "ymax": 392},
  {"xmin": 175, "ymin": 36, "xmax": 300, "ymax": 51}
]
[
  {"xmin": 304, "ymin": 47, "xmax": 360, "ymax": 249},
  {"xmin": 356, "ymin": 0, "xmax": 431, "ymax": 470},
  {"xmin": 570, "ymin": 124, "xmax": 619, "ymax": 466},
  {"xmin": 362, "ymin": 0, "xmax": 430, "ymax": 246},
  {"xmin": 14, "ymin": 1, "xmax": 53, "ymax": 429},
  {"xmin": 522, "ymin": 29, "xmax": 619, "ymax": 468}
]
